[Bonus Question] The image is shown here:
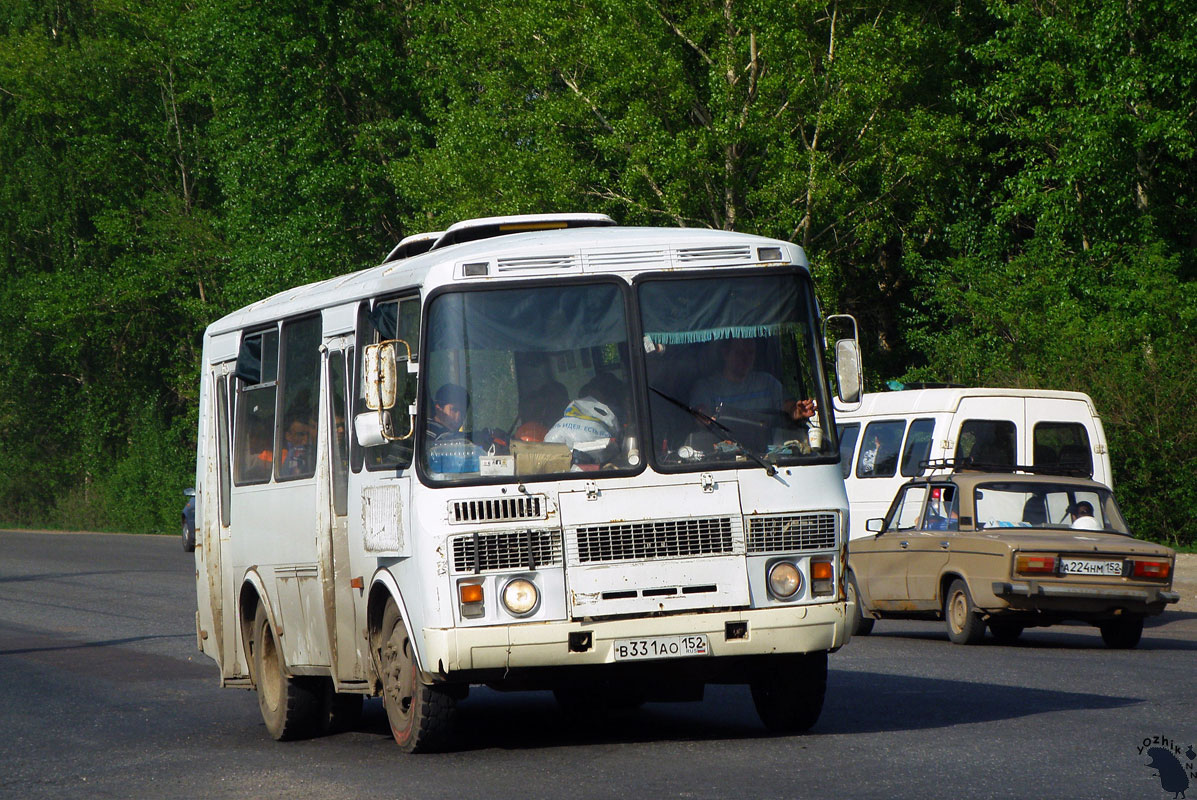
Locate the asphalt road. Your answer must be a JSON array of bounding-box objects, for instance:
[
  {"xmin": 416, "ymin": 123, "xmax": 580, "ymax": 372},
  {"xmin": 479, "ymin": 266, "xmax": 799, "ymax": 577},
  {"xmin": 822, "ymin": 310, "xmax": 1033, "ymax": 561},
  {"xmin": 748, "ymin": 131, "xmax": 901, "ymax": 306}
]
[{"xmin": 2, "ymin": 530, "xmax": 1194, "ymax": 800}]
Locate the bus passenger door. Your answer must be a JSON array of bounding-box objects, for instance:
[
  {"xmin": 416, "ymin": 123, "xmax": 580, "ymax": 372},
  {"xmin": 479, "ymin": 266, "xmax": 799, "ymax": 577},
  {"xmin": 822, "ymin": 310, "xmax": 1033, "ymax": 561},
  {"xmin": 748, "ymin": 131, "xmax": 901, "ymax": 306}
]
[{"xmin": 324, "ymin": 343, "xmax": 367, "ymax": 684}]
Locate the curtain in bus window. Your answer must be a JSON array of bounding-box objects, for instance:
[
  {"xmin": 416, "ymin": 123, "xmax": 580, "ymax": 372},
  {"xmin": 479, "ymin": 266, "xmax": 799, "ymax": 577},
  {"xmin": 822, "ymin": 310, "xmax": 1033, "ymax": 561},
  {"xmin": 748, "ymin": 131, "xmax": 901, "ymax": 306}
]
[
  {"xmin": 639, "ymin": 276, "xmax": 800, "ymax": 345},
  {"xmin": 425, "ymin": 284, "xmax": 625, "ymax": 354}
]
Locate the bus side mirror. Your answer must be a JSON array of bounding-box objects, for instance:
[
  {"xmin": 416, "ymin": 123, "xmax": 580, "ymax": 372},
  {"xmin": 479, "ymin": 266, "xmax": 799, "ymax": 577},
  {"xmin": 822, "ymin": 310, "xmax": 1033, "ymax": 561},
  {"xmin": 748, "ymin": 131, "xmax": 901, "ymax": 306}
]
[
  {"xmin": 359, "ymin": 339, "xmax": 414, "ymax": 446},
  {"xmin": 824, "ymin": 314, "xmax": 863, "ymax": 405},
  {"xmin": 364, "ymin": 341, "xmax": 409, "ymax": 410},
  {"xmin": 835, "ymin": 338, "xmax": 862, "ymax": 403}
]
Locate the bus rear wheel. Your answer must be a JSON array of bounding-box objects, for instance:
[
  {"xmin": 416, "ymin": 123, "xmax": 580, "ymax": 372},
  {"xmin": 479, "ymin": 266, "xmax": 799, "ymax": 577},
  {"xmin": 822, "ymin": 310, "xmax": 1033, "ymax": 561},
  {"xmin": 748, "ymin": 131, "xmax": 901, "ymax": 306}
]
[
  {"xmin": 750, "ymin": 651, "xmax": 827, "ymax": 734},
  {"xmin": 377, "ymin": 602, "xmax": 456, "ymax": 753},
  {"xmin": 252, "ymin": 604, "xmax": 321, "ymax": 740}
]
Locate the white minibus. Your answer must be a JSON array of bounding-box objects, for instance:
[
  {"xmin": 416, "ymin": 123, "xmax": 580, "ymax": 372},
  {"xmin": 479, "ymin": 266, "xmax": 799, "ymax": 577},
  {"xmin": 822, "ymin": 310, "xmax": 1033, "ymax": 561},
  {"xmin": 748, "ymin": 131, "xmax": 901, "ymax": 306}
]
[
  {"xmin": 193, "ymin": 214, "xmax": 861, "ymax": 751},
  {"xmin": 834, "ymin": 386, "xmax": 1111, "ymax": 540}
]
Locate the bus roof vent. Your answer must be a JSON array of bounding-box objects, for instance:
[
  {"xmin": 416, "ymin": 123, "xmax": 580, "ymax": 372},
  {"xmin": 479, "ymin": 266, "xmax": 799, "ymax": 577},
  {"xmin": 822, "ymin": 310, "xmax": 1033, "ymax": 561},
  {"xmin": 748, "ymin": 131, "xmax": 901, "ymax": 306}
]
[
  {"xmin": 586, "ymin": 249, "xmax": 670, "ymax": 270},
  {"xmin": 448, "ymin": 495, "xmax": 549, "ymax": 524},
  {"xmin": 431, "ymin": 213, "xmax": 616, "ymax": 250},
  {"xmin": 383, "ymin": 231, "xmax": 442, "ymax": 263},
  {"xmin": 676, "ymin": 245, "xmax": 753, "ymax": 264},
  {"xmin": 494, "ymin": 253, "xmax": 581, "ymax": 273}
]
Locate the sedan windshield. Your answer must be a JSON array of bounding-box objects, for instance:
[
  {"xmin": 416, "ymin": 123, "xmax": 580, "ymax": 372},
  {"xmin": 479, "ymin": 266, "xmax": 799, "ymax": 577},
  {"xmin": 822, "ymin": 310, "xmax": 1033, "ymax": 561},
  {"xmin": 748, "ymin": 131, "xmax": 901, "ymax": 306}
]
[
  {"xmin": 420, "ymin": 281, "xmax": 637, "ymax": 482},
  {"xmin": 974, "ymin": 481, "xmax": 1129, "ymax": 534},
  {"xmin": 637, "ymin": 272, "xmax": 832, "ymax": 471}
]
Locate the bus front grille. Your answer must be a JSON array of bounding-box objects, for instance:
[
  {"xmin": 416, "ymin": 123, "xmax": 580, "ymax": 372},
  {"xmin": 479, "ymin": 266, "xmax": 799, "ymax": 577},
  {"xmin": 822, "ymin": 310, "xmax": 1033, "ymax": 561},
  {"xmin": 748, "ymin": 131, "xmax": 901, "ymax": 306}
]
[
  {"xmin": 449, "ymin": 495, "xmax": 547, "ymax": 524},
  {"xmin": 572, "ymin": 516, "xmax": 736, "ymax": 564},
  {"xmin": 450, "ymin": 529, "xmax": 562, "ymax": 574},
  {"xmin": 747, "ymin": 513, "xmax": 838, "ymax": 554}
]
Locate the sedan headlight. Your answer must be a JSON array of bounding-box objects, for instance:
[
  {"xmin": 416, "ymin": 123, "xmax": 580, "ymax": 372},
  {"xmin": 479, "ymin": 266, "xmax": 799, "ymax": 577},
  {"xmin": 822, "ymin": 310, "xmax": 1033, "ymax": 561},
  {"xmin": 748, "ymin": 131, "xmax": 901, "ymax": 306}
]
[
  {"xmin": 501, "ymin": 578, "xmax": 540, "ymax": 616},
  {"xmin": 767, "ymin": 561, "xmax": 802, "ymax": 600}
]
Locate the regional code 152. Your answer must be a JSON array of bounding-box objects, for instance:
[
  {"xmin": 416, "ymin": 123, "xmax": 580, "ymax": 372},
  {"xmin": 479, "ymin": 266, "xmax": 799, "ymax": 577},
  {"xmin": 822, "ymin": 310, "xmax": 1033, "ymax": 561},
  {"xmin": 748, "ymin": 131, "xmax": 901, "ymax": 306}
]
[{"xmin": 613, "ymin": 634, "xmax": 710, "ymax": 661}]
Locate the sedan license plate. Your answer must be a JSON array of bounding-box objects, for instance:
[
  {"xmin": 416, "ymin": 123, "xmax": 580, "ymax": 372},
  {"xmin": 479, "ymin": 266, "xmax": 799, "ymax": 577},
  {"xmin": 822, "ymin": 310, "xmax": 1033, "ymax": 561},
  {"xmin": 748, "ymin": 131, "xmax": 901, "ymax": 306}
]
[
  {"xmin": 1060, "ymin": 558, "xmax": 1124, "ymax": 576},
  {"xmin": 613, "ymin": 634, "xmax": 709, "ymax": 662}
]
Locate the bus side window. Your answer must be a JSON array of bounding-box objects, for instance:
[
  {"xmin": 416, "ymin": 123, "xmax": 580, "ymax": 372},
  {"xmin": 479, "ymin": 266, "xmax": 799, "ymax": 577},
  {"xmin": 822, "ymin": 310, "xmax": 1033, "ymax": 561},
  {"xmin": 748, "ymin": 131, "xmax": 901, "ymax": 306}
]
[
  {"xmin": 837, "ymin": 423, "xmax": 860, "ymax": 479},
  {"xmin": 900, "ymin": 418, "xmax": 936, "ymax": 477},
  {"xmin": 1033, "ymin": 422, "xmax": 1093, "ymax": 477},
  {"xmin": 955, "ymin": 419, "xmax": 1016, "ymax": 467},
  {"xmin": 215, "ymin": 373, "xmax": 232, "ymax": 526},
  {"xmin": 276, "ymin": 315, "xmax": 322, "ymax": 482},
  {"xmin": 329, "ymin": 350, "xmax": 349, "ymax": 515},
  {"xmin": 233, "ymin": 327, "xmax": 279, "ymax": 486}
]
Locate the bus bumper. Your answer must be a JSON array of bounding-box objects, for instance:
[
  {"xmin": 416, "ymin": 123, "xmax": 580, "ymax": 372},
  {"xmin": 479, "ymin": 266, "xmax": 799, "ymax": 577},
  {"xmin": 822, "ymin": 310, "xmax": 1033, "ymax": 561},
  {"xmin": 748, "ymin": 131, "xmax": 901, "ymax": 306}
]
[{"xmin": 422, "ymin": 602, "xmax": 846, "ymax": 674}]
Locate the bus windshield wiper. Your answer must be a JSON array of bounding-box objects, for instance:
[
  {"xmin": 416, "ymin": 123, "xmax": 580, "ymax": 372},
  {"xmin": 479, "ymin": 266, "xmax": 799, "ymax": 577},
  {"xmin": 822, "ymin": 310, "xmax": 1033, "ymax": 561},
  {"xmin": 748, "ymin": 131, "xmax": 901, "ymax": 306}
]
[{"xmin": 649, "ymin": 386, "xmax": 777, "ymax": 477}]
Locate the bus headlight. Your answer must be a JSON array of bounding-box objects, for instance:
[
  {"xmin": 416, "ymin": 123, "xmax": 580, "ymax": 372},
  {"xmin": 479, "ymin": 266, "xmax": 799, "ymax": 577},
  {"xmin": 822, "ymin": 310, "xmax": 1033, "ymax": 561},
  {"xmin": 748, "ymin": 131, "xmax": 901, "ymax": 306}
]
[
  {"xmin": 501, "ymin": 578, "xmax": 539, "ymax": 616},
  {"xmin": 767, "ymin": 561, "xmax": 802, "ymax": 600}
]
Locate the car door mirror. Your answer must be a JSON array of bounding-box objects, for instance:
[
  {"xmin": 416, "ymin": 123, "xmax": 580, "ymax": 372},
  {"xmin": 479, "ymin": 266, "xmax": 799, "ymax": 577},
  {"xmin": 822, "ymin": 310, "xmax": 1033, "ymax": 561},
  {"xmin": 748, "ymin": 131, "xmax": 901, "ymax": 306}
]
[{"xmin": 866, "ymin": 517, "xmax": 885, "ymax": 533}]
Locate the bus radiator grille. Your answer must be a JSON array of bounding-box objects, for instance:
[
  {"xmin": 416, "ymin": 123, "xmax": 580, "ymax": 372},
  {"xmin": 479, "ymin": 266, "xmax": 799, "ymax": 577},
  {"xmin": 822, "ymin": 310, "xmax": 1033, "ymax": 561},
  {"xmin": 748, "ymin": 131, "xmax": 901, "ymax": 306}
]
[
  {"xmin": 450, "ymin": 529, "xmax": 562, "ymax": 574},
  {"xmin": 448, "ymin": 495, "xmax": 547, "ymax": 524},
  {"xmin": 572, "ymin": 516, "xmax": 737, "ymax": 564},
  {"xmin": 746, "ymin": 513, "xmax": 838, "ymax": 554}
]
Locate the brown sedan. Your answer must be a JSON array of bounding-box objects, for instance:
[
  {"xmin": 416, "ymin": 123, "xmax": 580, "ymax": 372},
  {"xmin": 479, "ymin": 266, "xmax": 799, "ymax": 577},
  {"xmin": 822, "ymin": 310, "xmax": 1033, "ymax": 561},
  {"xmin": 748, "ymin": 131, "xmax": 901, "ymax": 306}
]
[{"xmin": 846, "ymin": 469, "xmax": 1178, "ymax": 647}]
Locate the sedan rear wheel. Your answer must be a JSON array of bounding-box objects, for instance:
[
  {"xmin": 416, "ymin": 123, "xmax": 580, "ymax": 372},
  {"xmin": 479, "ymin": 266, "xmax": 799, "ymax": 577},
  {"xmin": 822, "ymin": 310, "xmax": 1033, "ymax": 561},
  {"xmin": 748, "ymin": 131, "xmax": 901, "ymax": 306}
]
[
  {"xmin": 1099, "ymin": 616, "xmax": 1144, "ymax": 649},
  {"xmin": 944, "ymin": 579, "xmax": 985, "ymax": 645}
]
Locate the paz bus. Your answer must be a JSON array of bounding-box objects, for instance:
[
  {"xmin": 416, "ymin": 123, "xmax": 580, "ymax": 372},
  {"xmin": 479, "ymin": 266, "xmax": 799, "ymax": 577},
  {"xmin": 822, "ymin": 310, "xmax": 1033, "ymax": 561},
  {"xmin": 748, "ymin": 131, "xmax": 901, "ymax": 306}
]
[{"xmin": 192, "ymin": 213, "xmax": 862, "ymax": 751}]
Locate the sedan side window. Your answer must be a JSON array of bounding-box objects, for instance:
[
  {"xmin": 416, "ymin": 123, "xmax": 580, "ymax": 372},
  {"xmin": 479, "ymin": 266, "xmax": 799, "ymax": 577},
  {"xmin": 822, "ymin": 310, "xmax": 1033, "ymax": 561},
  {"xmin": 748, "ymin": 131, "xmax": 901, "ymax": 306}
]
[{"xmin": 890, "ymin": 486, "xmax": 929, "ymax": 531}]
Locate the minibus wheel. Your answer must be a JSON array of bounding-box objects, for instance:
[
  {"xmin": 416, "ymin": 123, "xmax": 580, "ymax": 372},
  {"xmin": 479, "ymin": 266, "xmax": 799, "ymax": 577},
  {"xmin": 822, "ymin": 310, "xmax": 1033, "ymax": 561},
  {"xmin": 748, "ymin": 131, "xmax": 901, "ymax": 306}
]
[
  {"xmin": 377, "ymin": 601, "xmax": 456, "ymax": 752},
  {"xmin": 253, "ymin": 604, "xmax": 321, "ymax": 740}
]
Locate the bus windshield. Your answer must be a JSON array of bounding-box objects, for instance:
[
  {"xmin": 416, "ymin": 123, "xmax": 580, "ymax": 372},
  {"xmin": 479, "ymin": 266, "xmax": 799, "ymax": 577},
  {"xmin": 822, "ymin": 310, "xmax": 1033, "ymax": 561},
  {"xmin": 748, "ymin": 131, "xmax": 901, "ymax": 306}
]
[
  {"xmin": 421, "ymin": 281, "xmax": 638, "ymax": 482},
  {"xmin": 639, "ymin": 272, "xmax": 832, "ymax": 470}
]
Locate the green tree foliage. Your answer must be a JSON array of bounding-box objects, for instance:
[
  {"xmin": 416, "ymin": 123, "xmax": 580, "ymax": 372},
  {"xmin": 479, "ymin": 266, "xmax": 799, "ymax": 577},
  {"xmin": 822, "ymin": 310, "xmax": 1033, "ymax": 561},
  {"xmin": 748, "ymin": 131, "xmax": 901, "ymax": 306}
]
[{"xmin": 0, "ymin": 0, "xmax": 1193, "ymax": 544}]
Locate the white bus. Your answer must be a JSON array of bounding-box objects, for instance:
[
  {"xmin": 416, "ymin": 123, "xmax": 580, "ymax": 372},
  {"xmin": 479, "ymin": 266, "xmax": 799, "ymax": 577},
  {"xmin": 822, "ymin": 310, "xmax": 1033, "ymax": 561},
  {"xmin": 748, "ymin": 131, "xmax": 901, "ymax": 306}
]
[
  {"xmin": 193, "ymin": 214, "xmax": 861, "ymax": 751},
  {"xmin": 834, "ymin": 386, "xmax": 1112, "ymax": 540}
]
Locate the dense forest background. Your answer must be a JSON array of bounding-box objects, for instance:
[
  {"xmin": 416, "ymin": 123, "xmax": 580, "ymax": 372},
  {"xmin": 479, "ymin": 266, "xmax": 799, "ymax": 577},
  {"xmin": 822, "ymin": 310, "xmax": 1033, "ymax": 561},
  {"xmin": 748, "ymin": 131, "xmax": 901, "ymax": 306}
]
[{"xmin": 1, "ymin": 0, "xmax": 1193, "ymax": 545}]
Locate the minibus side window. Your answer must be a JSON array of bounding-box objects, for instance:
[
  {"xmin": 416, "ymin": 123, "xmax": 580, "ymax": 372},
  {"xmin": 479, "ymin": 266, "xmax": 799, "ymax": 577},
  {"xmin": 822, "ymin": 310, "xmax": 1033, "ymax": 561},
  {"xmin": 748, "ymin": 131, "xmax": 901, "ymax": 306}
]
[
  {"xmin": 837, "ymin": 423, "xmax": 860, "ymax": 479},
  {"xmin": 857, "ymin": 420, "xmax": 905, "ymax": 478},
  {"xmin": 1033, "ymin": 422, "xmax": 1093, "ymax": 477},
  {"xmin": 900, "ymin": 418, "xmax": 936, "ymax": 477},
  {"xmin": 955, "ymin": 419, "xmax": 1016, "ymax": 467}
]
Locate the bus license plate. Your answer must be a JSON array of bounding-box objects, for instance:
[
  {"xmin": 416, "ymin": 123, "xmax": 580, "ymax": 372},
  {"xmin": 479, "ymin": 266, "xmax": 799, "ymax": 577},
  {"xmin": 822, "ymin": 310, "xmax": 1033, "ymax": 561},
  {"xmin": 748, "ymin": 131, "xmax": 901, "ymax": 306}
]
[
  {"xmin": 1061, "ymin": 558, "xmax": 1124, "ymax": 576},
  {"xmin": 613, "ymin": 634, "xmax": 709, "ymax": 661}
]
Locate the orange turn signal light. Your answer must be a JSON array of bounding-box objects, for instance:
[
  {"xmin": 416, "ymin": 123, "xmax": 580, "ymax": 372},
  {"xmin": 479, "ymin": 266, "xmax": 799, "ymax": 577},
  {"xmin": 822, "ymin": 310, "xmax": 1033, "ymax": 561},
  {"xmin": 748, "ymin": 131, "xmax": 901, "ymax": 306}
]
[
  {"xmin": 1132, "ymin": 560, "xmax": 1171, "ymax": 579},
  {"xmin": 1016, "ymin": 555, "xmax": 1057, "ymax": 574},
  {"xmin": 811, "ymin": 561, "xmax": 834, "ymax": 581},
  {"xmin": 459, "ymin": 584, "xmax": 484, "ymax": 604}
]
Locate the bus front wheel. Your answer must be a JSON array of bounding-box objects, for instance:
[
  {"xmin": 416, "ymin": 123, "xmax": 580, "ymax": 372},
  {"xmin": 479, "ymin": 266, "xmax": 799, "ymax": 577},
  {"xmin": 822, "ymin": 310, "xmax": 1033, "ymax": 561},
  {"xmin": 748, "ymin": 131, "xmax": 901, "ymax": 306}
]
[
  {"xmin": 377, "ymin": 601, "xmax": 456, "ymax": 753},
  {"xmin": 749, "ymin": 651, "xmax": 827, "ymax": 734},
  {"xmin": 252, "ymin": 604, "xmax": 322, "ymax": 740}
]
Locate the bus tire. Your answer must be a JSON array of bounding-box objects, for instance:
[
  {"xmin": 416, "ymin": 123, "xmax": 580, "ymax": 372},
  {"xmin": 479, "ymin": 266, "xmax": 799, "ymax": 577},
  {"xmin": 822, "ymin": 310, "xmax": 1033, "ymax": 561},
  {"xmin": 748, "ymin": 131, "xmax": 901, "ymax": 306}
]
[
  {"xmin": 378, "ymin": 601, "xmax": 456, "ymax": 753},
  {"xmin": 253, "ymin": 604, "xmax": 322, "ymax": 740},
  {"xmin": 750, "ymin": 651, "xmax": 826, "ymax": 734}
]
